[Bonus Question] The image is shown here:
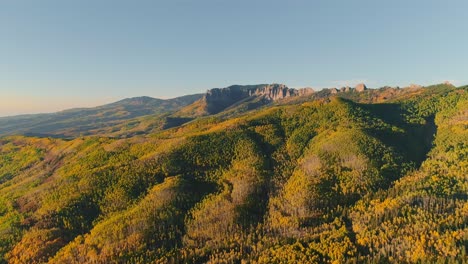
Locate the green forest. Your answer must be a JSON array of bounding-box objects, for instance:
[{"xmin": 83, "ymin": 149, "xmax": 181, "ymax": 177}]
[{"xmin": 0, "ymin": 84, "xmax": 466, "ymax": 263}]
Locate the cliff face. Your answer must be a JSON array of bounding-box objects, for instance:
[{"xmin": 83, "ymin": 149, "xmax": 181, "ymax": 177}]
[
  {"xmin": 203, "ymin": 84, "xmax": 313, "ymax": 114},
  {"xmin": 249, "ymin": 84, "xmax": 313, "ymax": 100}
]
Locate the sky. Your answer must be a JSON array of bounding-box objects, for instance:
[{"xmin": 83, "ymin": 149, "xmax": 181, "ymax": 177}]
[{"xmin": 1, "ymin": 0, "xmax": 467, "ymax": 116}]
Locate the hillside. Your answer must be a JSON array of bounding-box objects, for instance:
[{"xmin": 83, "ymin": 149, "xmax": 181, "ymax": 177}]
[
  {"xmin": 0, "ymin": 83, "xmax": 466, "ymax": 263},
  {"xmin": 0, "ymin": 83, "xmax": 416, "ymax": 139},
  {"xmin": 0, "ymin": 94, "xmax": 203, "ymax": 138}
]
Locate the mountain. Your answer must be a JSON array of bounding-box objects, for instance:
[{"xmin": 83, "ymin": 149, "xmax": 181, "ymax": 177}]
[
  {"xmin": 175, "ymin": 84, "xmax": 314, "ymax": 117},
  {"xmin": 201, "ymin": 83, "xmax": 314, "ymax": 114},
  {"xmin": 0, "ymin": 83, "xmax": 466, "ymax": 263},
  {"xmin": 0, "ymin": 94, "xmax": 203, "ymax": 138},
  {"xmin": 0, "ymin": 83, "xmax": 390, "ymax": 139},
  {"xmin": 0, "ymin": 84, "xmax": 315, "ymax": 138}
]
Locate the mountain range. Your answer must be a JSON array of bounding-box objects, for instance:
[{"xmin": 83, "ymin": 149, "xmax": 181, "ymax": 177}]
[
  {"xmin": 0, "ymin": 82, "xmax": 467, "ymax": 263},
  {"xmin": 0, "ymin": 83, "xmax": 378, "ymax": 138}
]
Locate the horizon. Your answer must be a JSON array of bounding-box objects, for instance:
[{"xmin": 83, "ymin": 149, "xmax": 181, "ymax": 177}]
[
  {"xmin": 0, "ymin": 81, "xmax": 462, "ymax": 118},
  {"xmin": 1, "ymin": 0, "xmax": 467, "ymax": 116}
]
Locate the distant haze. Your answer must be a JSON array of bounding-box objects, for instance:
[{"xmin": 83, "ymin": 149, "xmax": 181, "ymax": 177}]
[
  {"xmin": 0, "ymin": 95, "xmax": 120, "ymax": 117},
  {"xmin": 1, "ymin": 0, "xmax": 467, "ymax": 116}
]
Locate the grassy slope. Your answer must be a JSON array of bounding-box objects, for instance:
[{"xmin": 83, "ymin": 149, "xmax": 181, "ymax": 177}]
[{"xmin": 0, "ymin": 94, "xmax": 203, "ymax": 138}]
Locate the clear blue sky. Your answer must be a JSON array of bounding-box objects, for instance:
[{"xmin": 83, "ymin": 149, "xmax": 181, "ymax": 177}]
[{"xmin": 1, "ymin": 0, "xmax": 467, "ymax": 116}]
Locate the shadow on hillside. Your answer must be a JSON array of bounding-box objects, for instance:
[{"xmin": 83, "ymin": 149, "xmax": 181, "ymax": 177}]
[
  {"xmin": 162, "ymin": 117, "xmax": 194, "ymax": 129},
  {"xmin": 360, "ymin": 103, "xmax": 436, "ymax": 168}
]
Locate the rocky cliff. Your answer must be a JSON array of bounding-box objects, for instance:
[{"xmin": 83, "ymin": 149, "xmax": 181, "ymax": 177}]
[
  {"xmin": 324, "ymin": 83, "xmax": 369, "ymax": 95},
  {"xmin": 202, "ymin": 84, "xmax": 314, "ymax": 114}
]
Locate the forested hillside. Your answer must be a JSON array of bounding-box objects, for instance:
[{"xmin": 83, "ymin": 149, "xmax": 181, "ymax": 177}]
[
  {"xmin": 0, "ymin": 94, "xmax": 203, "ymax": 138},
  {"xmin": 0, "ymin": 84, "xmax": 466, "ymax": 263}
]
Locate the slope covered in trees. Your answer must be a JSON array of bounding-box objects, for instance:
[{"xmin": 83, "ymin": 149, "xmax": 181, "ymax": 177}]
[
  {"xmin": 0, "ymin": 94, "xmax": 203, "ymax": 138},
  {"xmin": 0, "ymin": 84, "xmax": 466, "ymax": 263}
]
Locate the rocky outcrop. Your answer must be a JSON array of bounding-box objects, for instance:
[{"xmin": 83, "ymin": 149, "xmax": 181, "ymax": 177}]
[
  {"xmin": 297, "ymin": 87, "xmax": 315, "ymax": 96},
  {"xmin": 340, "ymin": 86, "xmax": 352, "ymax": 92},
  {"xmin": 355, "ymin": 83, "xmax": 367, "ymax": 92},
  {"xmin": 249, "ymin": 84, "xmax": 314, "ymax": 100},
  {"xmin": 202, "ymin": 84, "xmax": 314, "ymax": 114},
  {"xmin": 250, "ymin": 84, "xmax": 293, "ymax": 100},
  {"xmin": 322, "ymin": 83, "xmax": 369, "ymax": 96},
  {"xmin": 205, "ymin": 84, "xmax": 314, "ymax": 103}
]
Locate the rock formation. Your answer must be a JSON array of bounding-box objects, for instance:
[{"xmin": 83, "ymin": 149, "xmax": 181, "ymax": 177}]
[
  {"xmin": 329, "ymin": 88, "xmax": 339, "ymax": 94},
  {"xmin": 340, "ymin": 86, "xmax": 352, "ymax": 92},
  {"xmin": 202, "ymin": 84, "xmax": 314, "ymax": 114},
  {"xmin": 204, "ymin": 84, "xmax": 313, "ymax": 104},
  {"xmin": 355, "ymin": 83, "xmax": 367, "ymax": 92}
]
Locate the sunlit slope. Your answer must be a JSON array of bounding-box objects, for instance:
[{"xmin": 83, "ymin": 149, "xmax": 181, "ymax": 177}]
[
  {"xmin": 0, "ymin": 94, "xmax": 203, "ymax": 138},
  {"xmin": 0, "ymin": 84, "xmax": 466, "ymax": 263}
]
